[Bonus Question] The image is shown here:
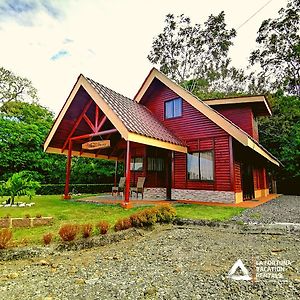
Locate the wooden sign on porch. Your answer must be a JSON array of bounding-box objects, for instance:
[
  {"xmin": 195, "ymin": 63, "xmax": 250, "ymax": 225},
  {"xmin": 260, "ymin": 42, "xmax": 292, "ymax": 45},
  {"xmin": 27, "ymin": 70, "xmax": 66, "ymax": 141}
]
[{"xmin": 82, "ymin": 140, "xmax": 110, "ymax": 150}]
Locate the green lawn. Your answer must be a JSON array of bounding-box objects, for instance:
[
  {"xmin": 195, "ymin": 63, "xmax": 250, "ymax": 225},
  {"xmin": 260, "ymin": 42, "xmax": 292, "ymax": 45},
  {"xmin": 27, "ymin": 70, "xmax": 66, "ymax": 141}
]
[
  {"xmin": 175, "ymin": 204, "xmax": 245, "ymax": 221},
  {"xmin": 0, "ymin": 195, "xmax": 245, "ymax": 246}
]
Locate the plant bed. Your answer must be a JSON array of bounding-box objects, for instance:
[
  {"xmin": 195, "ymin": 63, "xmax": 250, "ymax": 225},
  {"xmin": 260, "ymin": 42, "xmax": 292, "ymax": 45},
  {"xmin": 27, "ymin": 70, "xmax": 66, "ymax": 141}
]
[
  {"xmin": 0, "ymin": 217, "xmax": 53, "ymax": 228},
  {"xmin": 0, "ymin": 227, "xmax": 144, "ymax": 261}
]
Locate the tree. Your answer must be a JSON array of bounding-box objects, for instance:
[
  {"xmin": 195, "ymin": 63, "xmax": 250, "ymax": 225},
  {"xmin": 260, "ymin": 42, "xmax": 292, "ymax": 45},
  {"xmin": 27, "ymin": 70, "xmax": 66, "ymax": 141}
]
[
  {"xmin": 148, "ymin": 12, "xmax": 248, "ymax": 95},
  {"xmin": 259, "ymin": 92, "xmax": 300, "ymax": 194},
  {"xmin": 249, "ymin": 0, "xmax": 300, "ymax": 96},
  {"xmin": 0, "ymin": 67, "xmax": 38, "ymax": 107},
  {"xmin": 0, "ymin": 100, "xmax": 121, "ymax": 185},
  {"xmin": 0, "ymin": 171, "xmax": 40, "ymax": 204},
  {"xmin": 0, "ymin": 101, "xmax": 66, "ymax": 183}
]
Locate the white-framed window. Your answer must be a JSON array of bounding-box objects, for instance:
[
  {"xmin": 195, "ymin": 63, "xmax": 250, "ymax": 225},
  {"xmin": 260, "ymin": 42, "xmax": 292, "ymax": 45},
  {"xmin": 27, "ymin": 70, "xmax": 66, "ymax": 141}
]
[
  {"xmin": 187, "ymin": 151, "xmax": 214, "ymax": 181},
  {"xmin": 165, "ymin": 98, "xmax": 182, "ymax": 119}
]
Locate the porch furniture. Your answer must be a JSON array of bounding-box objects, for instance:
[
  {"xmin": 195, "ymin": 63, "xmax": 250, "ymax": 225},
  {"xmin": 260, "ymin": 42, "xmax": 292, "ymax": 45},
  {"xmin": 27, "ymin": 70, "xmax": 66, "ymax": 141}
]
[
  {"xmin": 130, "ymin": 177, "xmax": 146, "ymax": 199},
  {"xmin": 112, "ymin": 177, "xmax": 126, "ymax": 196}
]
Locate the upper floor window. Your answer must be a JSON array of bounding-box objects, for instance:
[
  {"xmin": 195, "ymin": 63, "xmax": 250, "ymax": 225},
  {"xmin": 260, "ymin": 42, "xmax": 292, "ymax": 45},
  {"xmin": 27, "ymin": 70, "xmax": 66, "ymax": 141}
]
[
  {"xmin": 187, "ymin": 151, "xmax": 214, "ymax": 181},
  {"xmin": 165, "ymin": 98, "xmax": 182, "ymax": 119}
]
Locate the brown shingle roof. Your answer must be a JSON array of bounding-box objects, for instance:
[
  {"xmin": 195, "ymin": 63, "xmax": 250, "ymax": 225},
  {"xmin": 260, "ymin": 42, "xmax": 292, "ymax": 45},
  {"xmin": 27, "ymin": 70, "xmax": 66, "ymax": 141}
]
[{"xmin": 87, "ymin": 77, "xmax": 184, "ymax": 146}]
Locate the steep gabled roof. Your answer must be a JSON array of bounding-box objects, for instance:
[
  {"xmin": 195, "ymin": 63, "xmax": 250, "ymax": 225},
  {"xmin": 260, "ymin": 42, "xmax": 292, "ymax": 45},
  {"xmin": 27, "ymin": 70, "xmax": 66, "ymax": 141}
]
[
  {"xmin": 86, "ymin": 78, "xmax": 184, "ymax": 146},
  {"xmin": 44, "ymin": 74, "xmax": 187, "ymax": 157},
  {"xmin": 134, "ymin": 68, "xmax": 280, "ymax": 166}
]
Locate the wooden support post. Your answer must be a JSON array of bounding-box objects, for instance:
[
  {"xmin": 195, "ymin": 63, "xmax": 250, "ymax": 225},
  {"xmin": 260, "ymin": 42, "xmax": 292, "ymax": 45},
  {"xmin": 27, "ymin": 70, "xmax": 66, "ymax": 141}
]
[
  {"xmin": 121, "ymin": 140, "xmax": 132, "ymax": 208},
  {"xmin": 64, "ymin": 140, "xmax": 72, "ymax": 199}
]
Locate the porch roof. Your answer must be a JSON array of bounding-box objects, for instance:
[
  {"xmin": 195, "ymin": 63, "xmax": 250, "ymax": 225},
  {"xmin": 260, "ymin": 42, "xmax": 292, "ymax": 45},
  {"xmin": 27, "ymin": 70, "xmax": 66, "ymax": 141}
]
[{"xmin": 43, "ymin": 74, "xmax": 187, "ymax": 159}]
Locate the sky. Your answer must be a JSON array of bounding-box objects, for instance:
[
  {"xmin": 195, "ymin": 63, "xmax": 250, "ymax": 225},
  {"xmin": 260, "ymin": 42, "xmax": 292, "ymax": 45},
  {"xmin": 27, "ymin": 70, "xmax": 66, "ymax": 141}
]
[{"xmin": 0, "ymin": 0, "xmax": 287, "ymax": 115}]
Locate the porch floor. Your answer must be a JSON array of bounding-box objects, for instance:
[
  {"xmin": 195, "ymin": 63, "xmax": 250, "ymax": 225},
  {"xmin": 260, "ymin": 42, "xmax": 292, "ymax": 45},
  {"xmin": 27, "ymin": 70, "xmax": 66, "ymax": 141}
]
[{"xmin": 77, "ymin": 193, "xmax": 280, "ymax": 208}]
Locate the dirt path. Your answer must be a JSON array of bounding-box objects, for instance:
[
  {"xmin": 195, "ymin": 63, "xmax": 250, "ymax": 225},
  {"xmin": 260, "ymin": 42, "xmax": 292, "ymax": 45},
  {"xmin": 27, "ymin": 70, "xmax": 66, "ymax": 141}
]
[{"xmin": 0, "ymin": 225, "xmax": 299, "ymax": 300}]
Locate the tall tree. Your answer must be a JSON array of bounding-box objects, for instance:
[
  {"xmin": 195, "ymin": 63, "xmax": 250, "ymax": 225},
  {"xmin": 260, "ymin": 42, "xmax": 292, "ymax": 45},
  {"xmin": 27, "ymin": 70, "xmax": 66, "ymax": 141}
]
[
  {"xmin": 148, "ymin": 12, "xmax": 248, "ymax": 94},
  {"xmin": 249, "ymin": 0, "xmax": 300, "ymax": 96},
  {"xmin": 258, "ymin": 92, "xmax": 300, "ymax": 194},
  {"xmin": 0, "ymin": 66, "xmax": 38, "ymax": 107}
]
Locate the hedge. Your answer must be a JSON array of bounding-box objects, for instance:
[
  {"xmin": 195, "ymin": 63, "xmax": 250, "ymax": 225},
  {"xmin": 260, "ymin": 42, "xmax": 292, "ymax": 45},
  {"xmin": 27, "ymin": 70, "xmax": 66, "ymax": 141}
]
[{"xmin": 36, "ymin": 183, "xmax": 114, "ymax": 195}]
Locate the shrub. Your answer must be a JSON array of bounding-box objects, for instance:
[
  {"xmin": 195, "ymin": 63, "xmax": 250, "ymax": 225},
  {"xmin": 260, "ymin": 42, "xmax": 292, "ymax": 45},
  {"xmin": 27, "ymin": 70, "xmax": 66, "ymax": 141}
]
[
  {"xmin": 36, "ymin": 183, "xmax": 114, "ymax": 195},
  {"xmin": 43, "ymin": 233, "xmax": 53, "ymax": 245},
  {"xmin": 0, "ymin": 228, "xmax": 12, "ymax": 249},
  {"xmin": 24, "ymin": 214, "xmax": 30, "ymax": 219},
  {"xmin": 81, "ymin": 223, "xmax": 93, "ymax": 238},
  {"xmin": 58, "ymin": 224, "xmax": 79, "ymax": 242},
  {"xmin": 114, "ymin": 218, "xmax": 132, "ymax": 231},
  {"xmin": 36, "ymin": 214, "xmax": 42, "ymax": 218},
  {"xmin": 96, "ymin": 221, "xmax": 110, "ymax": 235},
  {"xmin": 155, "ymin": 204, "xmax": 176, "ymax": 223},
  {"xmin": 129, "ymin": 205, "xmax": 176, "ymax": 228},
  {"xmin": 130, "ymin": 208, "xmax": 157, "ymax": 227}
]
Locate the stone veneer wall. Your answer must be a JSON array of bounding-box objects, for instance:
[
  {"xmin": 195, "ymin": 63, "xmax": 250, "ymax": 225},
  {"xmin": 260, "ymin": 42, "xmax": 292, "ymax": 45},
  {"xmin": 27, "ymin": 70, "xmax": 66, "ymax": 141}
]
[
  {"xmin": 143, "ymin": 188, "xmax": 167, "ymax": 200},
  {"xmin": 171, "ymin": 189, "xmax": 235, "ymax": 203}
]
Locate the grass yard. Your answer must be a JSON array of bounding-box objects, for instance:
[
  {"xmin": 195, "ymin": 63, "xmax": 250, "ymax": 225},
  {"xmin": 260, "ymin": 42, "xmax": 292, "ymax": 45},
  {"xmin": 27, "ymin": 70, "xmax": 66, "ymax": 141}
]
[
  {"xmin": 175, "ymin": 204, "xmax": 245, "ymax": 221},
  {"xmin": 0, "ymin": 195, "xmax": 245, "ymax": 247}
]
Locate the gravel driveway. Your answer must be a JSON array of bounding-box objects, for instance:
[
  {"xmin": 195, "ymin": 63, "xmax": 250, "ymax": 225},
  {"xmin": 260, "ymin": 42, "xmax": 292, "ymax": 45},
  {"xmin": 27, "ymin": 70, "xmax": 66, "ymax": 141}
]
[
  {"xmin": 232, "ymin": 195, "xmax": 300, "ymax": 224},
  {"xmin": 0, "ymin": 225, "xmax": 299, "ymax": 300}
]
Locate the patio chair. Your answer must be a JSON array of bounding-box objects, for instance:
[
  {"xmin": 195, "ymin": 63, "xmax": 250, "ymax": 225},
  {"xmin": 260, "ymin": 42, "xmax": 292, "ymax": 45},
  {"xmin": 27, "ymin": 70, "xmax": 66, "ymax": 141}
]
[
  {"xmin": 112, "ymin": 177, "xmax": 126, "ymax": 196},
  {"xmin": 130, "ymin": 177, "xmax": 146, "ymax": 199}
]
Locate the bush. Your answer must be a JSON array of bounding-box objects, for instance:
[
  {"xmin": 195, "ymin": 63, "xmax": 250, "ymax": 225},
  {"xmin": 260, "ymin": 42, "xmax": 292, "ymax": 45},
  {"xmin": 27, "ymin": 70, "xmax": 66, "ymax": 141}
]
[
  {"xmin": 36, "ymin": 183, "xmax": 114, "ymax": 195},
  {"xmin": 81, "ymin": 223, "xmax": 93, "ymax": 238},
  {"xmin": 130, "ymin": 208, "xmax": 157, "ymax": 227},
  {"xmin": 0, "ymin": 228, "xmax": 12, "ymax": 249},
  {"xmin": 43, "ymin": 232, "xmax": 53, "ymax": 245},
  {"xmin": 155, "ymin": 204, "xmax": 176, "ymax": 223},
  {"xmin": 58, "ymin": 224, "xmax": 79, "ymax": 242},
  {"xmin": 96, "ymin": 221, "xmax": 109, "ymax": 235},
  {"xmin": 129, "ymin": 205, "xmax": 176, "ymax": 228},
  {"xmin": 114, "ymin": 218, "xmax": 132, "ymax": 231}
]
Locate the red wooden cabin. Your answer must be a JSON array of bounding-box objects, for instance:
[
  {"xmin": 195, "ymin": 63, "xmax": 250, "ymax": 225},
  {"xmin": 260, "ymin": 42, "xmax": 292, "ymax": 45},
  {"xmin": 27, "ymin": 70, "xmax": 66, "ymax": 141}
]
[{"xmin": 44, "ymin": 68, "xmax": 280, "ymax": 205}]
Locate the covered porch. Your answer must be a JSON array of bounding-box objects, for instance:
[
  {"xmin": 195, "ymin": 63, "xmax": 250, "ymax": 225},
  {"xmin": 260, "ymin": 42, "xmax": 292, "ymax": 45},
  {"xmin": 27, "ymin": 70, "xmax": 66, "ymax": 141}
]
[{"xmin": 43, "ymin": 74, "xmax": 186, "ymax": 208}]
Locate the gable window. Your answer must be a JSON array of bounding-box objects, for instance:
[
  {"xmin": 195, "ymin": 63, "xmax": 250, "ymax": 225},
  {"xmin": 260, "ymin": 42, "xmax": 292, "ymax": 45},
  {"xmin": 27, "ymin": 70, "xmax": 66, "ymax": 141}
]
[
  {"xmin": 148, "ymin": 157, "xmax": 165, "ymax": 172},
  {"xmin": 165, "ymin": 98, "xmax": 182, "ymax": 119},
  {"xmin": 187, "ymin": 151, "xmax": 214, "ymax": 181},
  {"xmin": 130, "ymin": 157, "xmax": 143, "ymax": 171}
]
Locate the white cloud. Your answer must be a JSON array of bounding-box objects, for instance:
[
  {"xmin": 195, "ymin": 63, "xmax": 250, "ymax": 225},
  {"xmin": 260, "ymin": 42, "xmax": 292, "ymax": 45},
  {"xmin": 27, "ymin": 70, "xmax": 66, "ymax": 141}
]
[{"xmin": 0, "ymin": 0, "xmax": 286, "ymax": 115}]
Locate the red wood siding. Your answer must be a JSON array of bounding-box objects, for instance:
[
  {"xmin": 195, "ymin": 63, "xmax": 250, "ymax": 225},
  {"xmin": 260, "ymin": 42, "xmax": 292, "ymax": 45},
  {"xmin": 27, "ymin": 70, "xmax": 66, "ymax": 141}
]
[
  {"xmin": 129, "ymin": 145, "xmax": 167, "ymax": 188},
  {"xmin": 234, "ymin": 161, "xmax": 242, "ymax": 192},
  {"xmin": 216, "ymin": 106, "xmax": 259, "ymax": 141},
  {"xmin": 142, "ymin": 80, "xmax": 229, "ymax": 141},
  {"xmin": 253, "ymin": 167, "xmax": 267, "ymax": 190},
  {"xmin": 141, "ymin": 80, "xmax": 233, "ymax": 191},
  {"xmin": 173, "ymin": 136, "xmax": 231, "ymax": 191}
]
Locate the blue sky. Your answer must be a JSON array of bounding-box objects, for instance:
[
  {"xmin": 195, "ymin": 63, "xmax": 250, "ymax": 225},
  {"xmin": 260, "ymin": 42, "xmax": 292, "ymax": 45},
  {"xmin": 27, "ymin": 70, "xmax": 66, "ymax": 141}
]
[{"xmin": 0, "ymin": 0, "xmax": 287, "ymax": 114}]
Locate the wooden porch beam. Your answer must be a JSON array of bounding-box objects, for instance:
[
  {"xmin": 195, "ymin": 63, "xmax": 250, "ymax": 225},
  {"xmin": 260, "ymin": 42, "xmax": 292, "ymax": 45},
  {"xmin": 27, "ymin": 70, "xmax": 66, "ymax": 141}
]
[
  {"xmin": 96, "ymin": 115, "xmax": 107, "ymax": 132},
  {"xmin": 70, "ymin": 128, "xmax": 118, "ymax": 141},
  {"xmin": 61, "ymin": 99, "xmax": 93, "ymax": 152},
  {"xmin": 120, "ymin": 140, "xmax": 132, "ymax": 208},
  {"xmin": 95, "ymin": 105, "xmax": 99, "ymax": 129},
  {"xmin": 83, "ymin": 114, "xmax": 96, "ymax": 132},
  {"xmin": 64, "ymin": 140, "xmax": 72, "ymax": 199}
]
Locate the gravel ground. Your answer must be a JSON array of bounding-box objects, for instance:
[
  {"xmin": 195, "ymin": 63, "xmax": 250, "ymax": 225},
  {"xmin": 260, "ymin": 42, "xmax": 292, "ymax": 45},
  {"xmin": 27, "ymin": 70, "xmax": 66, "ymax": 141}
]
[
  {"xmin": 232, "ymin": 195, "xmax": 300, "ymax": 224},
  {"xmin": 0, "ymin": 225, "xmax": 299, "ymax": 300}
]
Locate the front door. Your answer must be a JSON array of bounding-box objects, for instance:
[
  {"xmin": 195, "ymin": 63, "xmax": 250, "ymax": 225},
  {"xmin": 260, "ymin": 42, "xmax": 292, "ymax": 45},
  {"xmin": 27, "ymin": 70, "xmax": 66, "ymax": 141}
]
[{"xmin": 241, "ymin": 163, "xmax": 254, "ymax": 200}]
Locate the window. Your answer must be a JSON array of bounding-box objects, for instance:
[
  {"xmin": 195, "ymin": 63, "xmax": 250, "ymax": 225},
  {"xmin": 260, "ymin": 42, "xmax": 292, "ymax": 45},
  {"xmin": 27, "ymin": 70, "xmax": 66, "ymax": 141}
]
[
  {"xmin": 148, "ymin": 158, "xmax": 165, "ymax": 171},
  {"xmin": 187, "ymin": 151, "xmax": 214, "ymax": 181},
  {"xmin": 130, "ymin": 157, "xmax": 143, "ymax": 171},
  {"xmin": 165, "ymin": 98, "xmax": 182, "ymax": 119}
]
